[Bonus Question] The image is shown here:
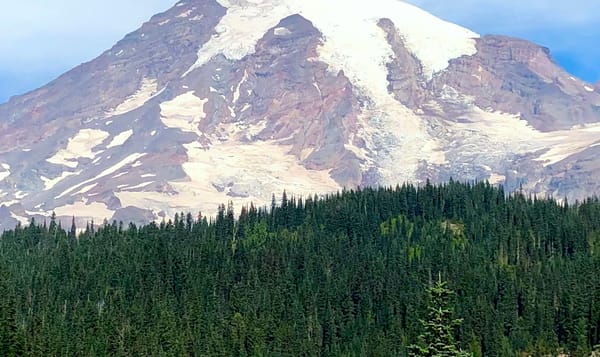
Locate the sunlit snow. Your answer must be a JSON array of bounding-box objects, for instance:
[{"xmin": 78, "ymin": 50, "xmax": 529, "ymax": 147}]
[
  {"xmin": 54, "ymin": 200, "xmax": 114, "ymax": 223},
  {"xmin": 0, "ymin": 164, "xmax": 10, "ymax": 182},
  {"xmin": 160, "ymin": 91, "xmax": 209, "ymax": 134},
  {"xmin": 184, "ymin": 0, "xmax": 479, "ymax": 81},
  {"xmin": 47, "ymin": 129, "xmax": 110, "ymax": 168},
  {"xmin": 106, "ymin": 78, "xmax": 163, "ymax": 117},
  {"xmin": 106, "ymin": 130, "xmax": 134, "ymax": 149},
  {"xmin": 41, "ymin": 171, "xmax": 82, "ymax": 190},
  {"xmin": 56, "ymin": 153, "xmax": 146, "ymax": 199}
]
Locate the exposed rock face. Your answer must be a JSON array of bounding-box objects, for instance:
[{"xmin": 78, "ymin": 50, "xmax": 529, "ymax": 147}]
[
  {"xmin": 434, "ymin": 36, "xmax": 600, "ymax": 131},
  {"xmin": 378, "ymin": 18, "xmax": 427, "ymax": 108},
  {"xmin": 0, "ymin": 0, "xmax": 226, "ymax": 154},
  {"xmin": 0, "ymin": 0, "xmax": 599, "ymax": 228}
]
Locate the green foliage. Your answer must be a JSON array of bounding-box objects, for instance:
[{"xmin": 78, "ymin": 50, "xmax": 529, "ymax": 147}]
[
  {"xmin": 410, "ymin": 275, "xmax": 470, "ymax": 356},
  {"xmin": 0, "ymin": 182, "xmax": 598, "ymax": 355}
]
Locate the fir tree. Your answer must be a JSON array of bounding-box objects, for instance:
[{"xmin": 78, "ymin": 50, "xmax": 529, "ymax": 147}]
[{"xmin": 410, "ymin": 274, "xmax": 470, "ymax": 356}]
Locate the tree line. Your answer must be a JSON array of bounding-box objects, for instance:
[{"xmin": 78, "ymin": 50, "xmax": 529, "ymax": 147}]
[{"xmin": 1, "ymin": 180, "xmax": 599, "ymax": 355}]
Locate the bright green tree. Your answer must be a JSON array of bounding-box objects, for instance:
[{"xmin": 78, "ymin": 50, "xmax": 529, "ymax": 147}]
[{"xmin": 410, "ymin": 275, "xmax": 471, "ymax": 356}]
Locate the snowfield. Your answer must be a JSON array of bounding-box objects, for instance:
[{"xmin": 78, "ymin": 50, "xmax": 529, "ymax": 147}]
[
  {"xmin": 47, "ymin": 129, "xmax": 110, "ymax": 168},
  {"xmin": 184, "ymin": 0, "xmax": 479, "ymax": 81},
  {"xmin": 106, "ymin": 78, "xmax": 163, "ymax": 117},
  {"xmin": 107, "ymin": 130, "xmax": 134, "ymax": 149},
  {"xmin": 182, "ymin": 0, "xmax": 479, "ymax": 184},
  {"xmin": 160, "ymin": 91, "xmax": 209, "ymax": 134}
]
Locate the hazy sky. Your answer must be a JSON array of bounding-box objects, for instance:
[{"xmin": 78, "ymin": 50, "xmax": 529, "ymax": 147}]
[{"xmin": 0, "ymin": 0, "xmax": 598, "ymax": 103}]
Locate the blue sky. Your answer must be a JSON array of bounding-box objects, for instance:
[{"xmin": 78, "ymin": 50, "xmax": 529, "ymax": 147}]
[
  {"xmin": 406, "ymin": 0, "xmax": 600, "ymax": 84},
  {"xmin": 0, "ymin": 0, "xmax": 598, "ymax": 104}
]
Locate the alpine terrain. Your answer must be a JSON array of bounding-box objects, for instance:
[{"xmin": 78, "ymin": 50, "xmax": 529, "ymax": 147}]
[{"xmin": 1, "ymin": 0, "xmax": 599, "ymax": 228}]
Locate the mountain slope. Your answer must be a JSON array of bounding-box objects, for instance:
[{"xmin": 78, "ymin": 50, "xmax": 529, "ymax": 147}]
[{"xmin": 0, "ymin": 0, "xmax": 599, "ymax": 228}]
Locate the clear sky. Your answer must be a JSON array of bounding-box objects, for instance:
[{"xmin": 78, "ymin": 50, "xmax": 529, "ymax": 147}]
[{"xmin": 0, "ymin": 0, "xmax": 598, "ymax": 104}]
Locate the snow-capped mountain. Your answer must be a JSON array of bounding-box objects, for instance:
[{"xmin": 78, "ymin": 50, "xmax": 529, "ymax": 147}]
[{"xmin": 1, "ymin": 0, "xmax": 599, "ymax": 228}]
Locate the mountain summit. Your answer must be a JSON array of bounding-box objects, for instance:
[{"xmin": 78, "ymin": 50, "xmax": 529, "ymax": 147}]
[{"xmin": 1, "ymin": 0, "xmax": 599, "ymax": 228}]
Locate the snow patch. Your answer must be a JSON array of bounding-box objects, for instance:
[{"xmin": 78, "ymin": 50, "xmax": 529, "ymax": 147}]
[
  {"xmin": 72, "ymin": 183, "xmax": 98, "ymax": 196},
  {"xmin": 182, "ymin": 1, "xmax": 293, "ymax": 76},
  {"xmin": 584, "ymin": 85, "xmax": 594, "ymax": 92},
  {"xmin": 106, "ymin": 78, "xmax": 163, "ymax": 117},
  {"xmin": 106, "ymin": 129, "xmax": 134, "ymax": 149},
  {"xmin": 41, "ymin": 171, "xmax": 81, "ymax": 190},
  {"xmin": 488, "ymin": 173, "xmax": 505, "ymax": 185},
  {"xmin": 535, "ymin": 124, "xmax": 600, "ymax": 166},
  {"xmin": 10, "ymin": 212, "xmax": 29, "ymax": 226},
  {"xmin": 177, "ymin": 9, "xmax": 193, "ymax": 18},
  {"xmin": 120, "ymin": 181, "xmax": 153, "ymax": 191},
  {"xmin": 0, "ymin": 165, "xmax": 9, "ymax": 181},
  {"xmin": 442, "ymin": 107, "xmax": 600, "ymax": 168},
  {"xmin": 56, "ymin": 153, "xmax": 146, "ymax": 199},
  {"xmin": 98, "ymin": 154, "xmax": 146, "ymax": 178},
  {"xmin": 228, "ymin": 106, "xmax": 236, "ymax": 118},
  {"xmin": 47, "ymin": 129, "xmax": 110, "ymax": 168},
  {"xmin": 274, "ymin": 26, "xmax": 291, "ymax": 36},
  {"xmin": 1, "ymin": 200, "xmax": 19, "ymax": 208},
  {"xmin": 25, "ymin": 210, "xmax": 50, "ymax": 216},
  {"xmin": 160, "ymin": 91, "xmax": 209, "ymax": 134},
  {"xmin": 158, "ymin": 19, "xmax": 170, "ymax": 26},
  {"xmin": 233, "ymin": 70, "xmax": 249, "ymax": 103},
  {"xmin": 54, "ymin": 200, "xmax": 114, "ymax": 222},
  {"xmin": 112, "ymin": 171, "xmax": 129, "ymax": 179}
]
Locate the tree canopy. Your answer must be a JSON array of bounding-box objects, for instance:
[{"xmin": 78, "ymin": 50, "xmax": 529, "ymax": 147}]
[{"xmin": 0, "ymin": 181, "xmax": 599, "ymax": 355}]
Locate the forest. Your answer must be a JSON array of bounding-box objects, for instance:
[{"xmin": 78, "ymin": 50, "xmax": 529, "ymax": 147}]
[{"xmin": 1, "ymin": 181, "xmax": 600, "ymax": 356}]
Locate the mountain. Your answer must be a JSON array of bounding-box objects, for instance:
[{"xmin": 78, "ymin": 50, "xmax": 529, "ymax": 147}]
[{"xmin": 1, "ymin": 0, "xmax": 600, "ymax": 228}]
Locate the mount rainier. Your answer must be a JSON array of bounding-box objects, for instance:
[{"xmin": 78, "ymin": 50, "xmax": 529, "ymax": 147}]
[{"xmin": 0, "ymin": 0, "xmax": 599, "ymax": 228}]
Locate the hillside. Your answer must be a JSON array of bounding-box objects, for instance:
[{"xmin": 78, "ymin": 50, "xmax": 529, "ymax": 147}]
[{"xmin": 1, "ymin": 182, "xmax": 599, "ymax": 355}]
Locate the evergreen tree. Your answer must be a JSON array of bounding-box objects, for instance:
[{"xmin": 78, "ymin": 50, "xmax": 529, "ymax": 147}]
[
  {"xmin": 410, "ymin": 274, "xmax": 470, "ymax": 356},
  {"xmin": 0, "ymin": 182, "xmax": 597, "ymax": 355}
]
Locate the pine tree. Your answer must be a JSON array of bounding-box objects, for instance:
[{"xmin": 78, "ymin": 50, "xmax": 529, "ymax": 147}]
[{"xmin": 410, "ymin": 274, "xmax": 470, "ymax": 356}]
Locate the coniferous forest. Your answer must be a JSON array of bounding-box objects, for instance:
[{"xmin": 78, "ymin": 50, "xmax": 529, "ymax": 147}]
[{"xmin": 1, "ymin": 181, "xmax": 600, "ymax": 356}]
